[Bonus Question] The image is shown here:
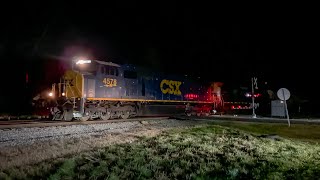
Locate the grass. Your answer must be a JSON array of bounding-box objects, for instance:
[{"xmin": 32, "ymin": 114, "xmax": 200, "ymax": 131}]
[
  {"xmin": 1, "ymin": 123, "xmax": 320, "ymax": 179},
  {"xmin": 206, "ymin": 121, "xmax": 320, "ymax": 143}
]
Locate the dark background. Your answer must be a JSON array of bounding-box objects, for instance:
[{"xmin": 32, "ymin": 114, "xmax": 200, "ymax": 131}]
[{"xmin": 0, "ymin": 2, "xmax": 318, "ymax": 115}]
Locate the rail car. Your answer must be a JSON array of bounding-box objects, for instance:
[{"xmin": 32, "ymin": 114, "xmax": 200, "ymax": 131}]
[{"xmin": 34, "ymin": 59, "xmax": 224, "ymax": 121}]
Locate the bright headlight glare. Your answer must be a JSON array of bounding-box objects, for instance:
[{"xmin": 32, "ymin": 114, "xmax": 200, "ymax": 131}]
[{"xmin": 76, "ymin": 60, "xmax": 91, "ymax": 64}]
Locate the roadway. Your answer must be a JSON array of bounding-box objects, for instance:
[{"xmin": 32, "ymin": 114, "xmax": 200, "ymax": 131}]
[{"xmin": 174, "ymin": 114, "xmax": 320, "ymax": 125}]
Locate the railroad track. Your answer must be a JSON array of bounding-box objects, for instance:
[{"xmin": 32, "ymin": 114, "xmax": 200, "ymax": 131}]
[
  {"xmin": 0, "ymin": 116, "xmax": 170, "ymax": 129},
  {"xmin": 1, "ymin": 117, "xmax": 194, "ymax": 148}
]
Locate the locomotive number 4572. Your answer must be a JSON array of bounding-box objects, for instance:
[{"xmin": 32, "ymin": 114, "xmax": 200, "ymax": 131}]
[{"xmin": 103, "ymin": 78, "xmax": 117, "ymax": 87}]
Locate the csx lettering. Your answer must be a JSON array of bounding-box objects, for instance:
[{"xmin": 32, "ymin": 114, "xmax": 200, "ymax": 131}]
[
  {"xmin": 160, "ymin": 79, "xmax": 182, "ymax": 95},
  {"xmin": 103, "ymin": 78, "xmax": 117, "ymax": 87}
]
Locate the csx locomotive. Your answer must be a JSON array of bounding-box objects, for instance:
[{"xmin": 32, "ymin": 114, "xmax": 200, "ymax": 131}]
[{"xmin": 43, "ymin": 59, "xmax": 223, "ymax": 121}]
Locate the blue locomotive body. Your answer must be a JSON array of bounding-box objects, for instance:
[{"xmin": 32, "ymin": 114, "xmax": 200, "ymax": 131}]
[{"xmin": 80, "ymin": 60, "xmax": 211, "ymax": 102}]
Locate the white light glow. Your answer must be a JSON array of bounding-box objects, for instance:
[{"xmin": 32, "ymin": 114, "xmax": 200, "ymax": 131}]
[
  {"xmin": 76, "ymin": 60, "xmax": 92, "ymax": 64},
  {"xmin": 49, "ymin": 92, "xmax": 53, "ymax": 97}
]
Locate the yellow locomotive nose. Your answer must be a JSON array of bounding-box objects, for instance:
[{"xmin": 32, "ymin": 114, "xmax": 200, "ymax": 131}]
[{"xmin": 63, "ymin": 70, "xmax": 84, "ymax": 99}]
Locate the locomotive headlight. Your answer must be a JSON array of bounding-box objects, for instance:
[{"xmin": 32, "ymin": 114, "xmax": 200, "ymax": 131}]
[
  {"xmin": 62, "ymin": 92, "xmax": 66, "ymax": 96},
  {"xmin": 76, "ymin": 60, "xmax": 91, "ymax": 64},
  {"xmin": 49, "ymin": 92, "xmax": 53, "ymax": 97}
]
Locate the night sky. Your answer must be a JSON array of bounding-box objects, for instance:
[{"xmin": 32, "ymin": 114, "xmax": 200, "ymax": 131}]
[{"xmin": 0, "ymin": 3, "xmax": 318, "ymax": 114}]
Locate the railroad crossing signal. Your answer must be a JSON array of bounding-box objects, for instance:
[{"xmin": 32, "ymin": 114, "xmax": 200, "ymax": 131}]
[{"xmin": 253, "ymin": 77, "xmax": 258, "ymax": 89}]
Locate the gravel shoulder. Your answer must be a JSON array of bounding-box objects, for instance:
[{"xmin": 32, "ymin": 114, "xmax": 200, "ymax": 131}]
[{"xmin": 0, "ymin": 119, "xmax": 204, "ymax": 170}]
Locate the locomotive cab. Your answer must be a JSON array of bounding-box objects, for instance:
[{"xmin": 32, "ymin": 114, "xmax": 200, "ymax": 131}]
[{"xmin": 49, "ymin": 60, "xmax": 132, "ymax": 121}]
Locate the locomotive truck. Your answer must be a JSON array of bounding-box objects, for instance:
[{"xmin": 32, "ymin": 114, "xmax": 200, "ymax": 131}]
[{"xmin": 36, "ymin": 59, "xmax": 224, "ymax": 121}]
